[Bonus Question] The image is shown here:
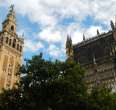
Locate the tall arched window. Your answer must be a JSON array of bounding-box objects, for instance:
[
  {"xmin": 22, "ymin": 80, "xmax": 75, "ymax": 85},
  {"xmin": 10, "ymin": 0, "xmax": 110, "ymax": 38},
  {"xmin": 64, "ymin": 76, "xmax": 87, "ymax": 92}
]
[
  {"xmin": 6, "ymin": 37, "xmax": 9, "ymax": 44},
  {"xmin": 9, "ymin": 39, "xmax": 12, "ymax": 45},
  {"xmin": 12, "ymin": 39, "xmax": 16, "ymax": 48},
  {"xmin": 11, "ymin": 25, "xmax": 14, "ymax": 32},
  {"xmin": 19, "ymin": 46, "xmax": 22, "ymax": 52},
  {"xmin": 17, "ymin": 44, "xmax": 19, "ymax": 50}
]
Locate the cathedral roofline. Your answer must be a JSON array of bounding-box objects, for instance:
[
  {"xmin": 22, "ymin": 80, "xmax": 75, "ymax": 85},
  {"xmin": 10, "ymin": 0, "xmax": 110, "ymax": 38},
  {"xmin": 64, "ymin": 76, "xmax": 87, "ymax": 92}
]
[{"xmin": 73, "ymin": 30, "xmax": 113, "ymax": 48}]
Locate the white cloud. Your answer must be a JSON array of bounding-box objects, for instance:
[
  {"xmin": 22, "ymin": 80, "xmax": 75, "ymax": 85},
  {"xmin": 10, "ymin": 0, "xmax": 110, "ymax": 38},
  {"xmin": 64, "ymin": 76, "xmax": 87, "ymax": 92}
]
[
  {"xmin": 89, "ymin": 0, "xmax": 116, "ymax": 23},
  {"xmin": 48, "ymin": 45, "xmax": 60, "ymax": 58},
  {"xmin": 2, "ymin": 0, "xmax": 116, "ymax": 25},
  {"xmin": 72, "ymin": 31, "xmax": 83, "ymax": 44},
  {"xmin": 1, "ymin": 0, "xmax": 116, "ymax": 60},
  {"xmin": 0, "ymin": 0, "xmax": 6, "ymax": 6},
  {"xmin": 39, "ymin": 27, "xmax": 62, "ymax": 43},
  {"xmin": 47, "ymin": 44, "xmax": 65, "ymax": 60},
  {"xmin": 24, "ymin": 40, "xmax": 44, "ymax": 52},
  {"xmin": 85, "ymin": 26, "xmax": 107, "ymax": 38}
]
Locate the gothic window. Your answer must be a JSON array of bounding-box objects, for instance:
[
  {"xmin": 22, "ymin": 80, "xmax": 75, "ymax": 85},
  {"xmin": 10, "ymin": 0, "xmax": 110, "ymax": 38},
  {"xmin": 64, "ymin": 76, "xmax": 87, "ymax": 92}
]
[
  {"xmin": 17, "ymin": 44, "xmax": 19, "ymax": 50},
  {"xmin": 12, "ymin": 39, "xmax": 16, "ymax": 48},
  {"xmin": 2, "ymin": 55, "xmax": 8, "ymax": 71},
  {"xmin": 9, "ymin": 39, "xmax": 12, "ymax": 45},
  {"xmin": 19, "ymin": 46, "xmax": 22, "ymax": 52},
  {"xmin": 6, "ymin": 37, "xmax": 9, "ymax": 44},
  {"xmin": 0, "ymin": 36, "xmax": 3, "ymax": 43},
  {"xmin": 11, "ymin": 25, "xmax": 14, "ymax": 32}
]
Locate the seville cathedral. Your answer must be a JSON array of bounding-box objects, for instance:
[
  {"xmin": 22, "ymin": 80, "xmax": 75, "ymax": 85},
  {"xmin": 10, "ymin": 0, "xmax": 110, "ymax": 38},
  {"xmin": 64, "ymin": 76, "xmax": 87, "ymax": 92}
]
[
  {"xmin": 66, "ymin": 19, "xmax": 116, "ymax": 91},
  {"xmin": 0, "ymin": 5, "xmax": 24, "ymax": 90}
]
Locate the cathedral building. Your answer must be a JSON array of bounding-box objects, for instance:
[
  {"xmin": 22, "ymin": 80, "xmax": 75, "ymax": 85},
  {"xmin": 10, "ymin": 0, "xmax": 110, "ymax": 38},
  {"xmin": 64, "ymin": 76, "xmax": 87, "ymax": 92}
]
[
  {"xmin": 0, "ymin": 5, "xmax": 24, "ymax": 90},
  {"xmin": 66, "ymin": 20, "xmax": 116, "ymax": 91}
]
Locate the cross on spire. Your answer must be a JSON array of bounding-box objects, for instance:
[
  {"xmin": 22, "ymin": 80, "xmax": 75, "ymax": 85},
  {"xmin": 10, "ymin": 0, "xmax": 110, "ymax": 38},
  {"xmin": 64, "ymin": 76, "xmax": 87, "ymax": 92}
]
[
  {"xmin": 7, "ymin": 4, "xmax": 16, "ymax": 21},
  {"xmin": 9, "ymin": 4, "xmax": 15, "ymax": 16},
  {"xmin": 10, "ymin": 4, "xmax": 14, "ymax": 12}
]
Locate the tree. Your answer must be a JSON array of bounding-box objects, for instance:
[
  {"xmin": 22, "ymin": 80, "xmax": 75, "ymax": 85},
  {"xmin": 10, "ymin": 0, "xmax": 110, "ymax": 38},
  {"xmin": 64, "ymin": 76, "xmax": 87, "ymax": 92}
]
[
  {"xmin": 1, "ymin": 54, "xmax": 116, "ymax": 110},
  {"xmin": 18, "ymin": 54, "xmax": 88, "ymax": 110},
  {"xmin": 88, "ymin": 85, "xmax": 116, "ymax": 110},
  {"xmin": 0, "ymin": 89, "xmax": 23, "ymax": 110}
]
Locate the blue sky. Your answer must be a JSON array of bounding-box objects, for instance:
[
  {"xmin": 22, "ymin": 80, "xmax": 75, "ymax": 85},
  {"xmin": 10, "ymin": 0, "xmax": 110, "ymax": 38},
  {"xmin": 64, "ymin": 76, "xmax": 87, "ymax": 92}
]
[{"xmin": 0, "ymin": 0, "xmax": 116, "ymax": 61}]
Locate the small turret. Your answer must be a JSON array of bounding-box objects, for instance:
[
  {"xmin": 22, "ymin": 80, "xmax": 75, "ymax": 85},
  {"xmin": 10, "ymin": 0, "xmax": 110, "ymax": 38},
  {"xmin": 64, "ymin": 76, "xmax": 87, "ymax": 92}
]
[
  {"xmin": 97, "ymin": 29, "xmax": 100, "ymax": 36},
  {"xmin": 115, "ymin": 15, "xmax": 116, "ymax": 28},
  {"xmin": 110, "ymin": 20, "xmax": 115, "ymax": 31},
  {"xmin": 111, "ymin": 16, "xmax": 116, "ymax": 40},
  {"xmin": 66, "ymin": 35, "xmax": 73, "ymax": 61},
  {"xmin": 83, "ymin": 34, "xmax": 86, "ymax": 41}
]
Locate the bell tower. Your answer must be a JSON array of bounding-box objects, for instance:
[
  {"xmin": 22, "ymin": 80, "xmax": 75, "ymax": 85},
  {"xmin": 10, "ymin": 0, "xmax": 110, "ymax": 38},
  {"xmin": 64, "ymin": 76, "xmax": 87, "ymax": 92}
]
[{"xmin": 0, "ymin": 5, "xmax": 24, "ymax": 90}]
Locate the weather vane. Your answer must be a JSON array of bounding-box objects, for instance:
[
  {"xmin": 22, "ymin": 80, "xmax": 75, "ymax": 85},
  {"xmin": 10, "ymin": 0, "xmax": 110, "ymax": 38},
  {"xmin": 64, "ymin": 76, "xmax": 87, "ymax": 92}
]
[{"xmin": 10, "ymin": 4, "xmax": 14, "ymax": 12}]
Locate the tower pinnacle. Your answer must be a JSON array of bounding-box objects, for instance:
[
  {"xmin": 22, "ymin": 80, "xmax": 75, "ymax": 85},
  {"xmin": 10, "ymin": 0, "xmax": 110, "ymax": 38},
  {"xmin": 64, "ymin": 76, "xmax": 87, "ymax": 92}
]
[
  {"xmin": 66, "ymin": 35, "xmax": 73, "ymax": 61},
  {"xmin": 83, "ymin": 34, "xmax": 85, "ymax": 41},
  {"xmin": 115, "ymin": 15, "xmax": 116, "ymax": 28},
  {"xmin": 2, "ymin": 4, "xmax": 16, "ymax": 33},
  {"xmin": 7, "ymin": 4, "xmax": 16, "ymax": 21}
]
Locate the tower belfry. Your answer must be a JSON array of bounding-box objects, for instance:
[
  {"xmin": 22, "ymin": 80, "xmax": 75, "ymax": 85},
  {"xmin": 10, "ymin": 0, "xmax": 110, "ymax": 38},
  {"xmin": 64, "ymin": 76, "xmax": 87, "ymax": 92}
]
[
  {"xmin": 2, "ymin": 4, "xmax": 16, "ymax": 33},
  {"xmin": 0, "ymin": 5, "xmax": 24, "ymax": 90}
]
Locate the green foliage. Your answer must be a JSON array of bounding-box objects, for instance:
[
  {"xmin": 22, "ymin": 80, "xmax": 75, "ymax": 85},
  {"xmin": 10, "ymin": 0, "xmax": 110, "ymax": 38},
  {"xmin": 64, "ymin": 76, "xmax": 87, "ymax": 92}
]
[
  {"xmin": 0, "ymin": 54, "xmax": 116, "ymax": 110},
  {"xmin": 0, "ymin": 89, "xmax": 23, "ymax": 110},
  {"xmin": 19, "ymin": 54, "xmax": 87, "ymax": 109},
  {"xmin": 88, "ymin": 85, "xmax": 116, "ymax": 110}
]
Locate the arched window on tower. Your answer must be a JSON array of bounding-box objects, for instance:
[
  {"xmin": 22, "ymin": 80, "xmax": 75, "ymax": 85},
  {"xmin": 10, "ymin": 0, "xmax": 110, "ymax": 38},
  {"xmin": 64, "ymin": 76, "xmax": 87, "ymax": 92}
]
[
  {"xmin": 12, "ymin": 39, "xmax": 16, "ymax": 48},
  {"xmin": 17, "ymin": 44, "xmax": 19, "ymax": 50},
  {"xmin": 9, "ymin": 39, "xmax": 12, "ymax": 45},
  {"xmin": 19, "ymin": 46, "xmax": 22, "ymax": 52},
  {"xmin": 6, "ymin": 37, "xmax": 9, "ymax": 44},
  {"xmin": 11, "ymin": 25, "xmax": 14, "ymax": 32}
]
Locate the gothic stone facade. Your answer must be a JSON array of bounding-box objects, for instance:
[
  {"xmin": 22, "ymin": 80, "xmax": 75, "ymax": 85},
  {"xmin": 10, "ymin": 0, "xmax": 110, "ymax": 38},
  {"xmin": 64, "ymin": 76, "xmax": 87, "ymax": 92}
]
[
  {"xmin": 66, "ymin": 21, "xmax": 116, "ymax": 91},
  {"xmin": 0, "ymin": 5, "xmax": 24, "ymax": 90}
]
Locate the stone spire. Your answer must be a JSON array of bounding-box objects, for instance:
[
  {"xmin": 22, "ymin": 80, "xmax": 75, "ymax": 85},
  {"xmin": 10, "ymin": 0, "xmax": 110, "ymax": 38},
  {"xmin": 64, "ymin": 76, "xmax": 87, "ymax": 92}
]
[
  {"xmin": 66, "ymin": 35, "xmax": 73, "ymax": 61},
  {"xmin": 110, "ymin": 20, "xmax": 115, "ymax": 31},
  {"xmin": 97, "ymin": 29, "xmax": 100, "ymax": 36},
  {"xmin": 66, "ymin": 35, "xmax": 73, "ymax": 50},
  {"xmin": 83, "ymin": 34, "xmax": 85, "ymax": 41},
  {"xmin": 66, "ymin": 35, "xmax": 70, "ymax": 49}
]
